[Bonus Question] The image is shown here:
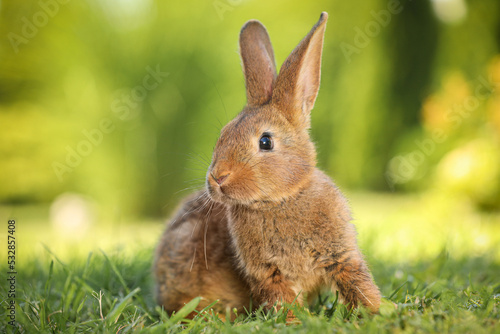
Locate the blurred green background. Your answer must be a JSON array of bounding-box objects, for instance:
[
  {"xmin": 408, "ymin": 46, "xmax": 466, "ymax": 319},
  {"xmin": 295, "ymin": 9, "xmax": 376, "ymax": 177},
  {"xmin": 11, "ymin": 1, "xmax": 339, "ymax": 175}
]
[
  {"xmin": 2, "ymin": 4, "xmax": 500, "ymax": 331},
  {"xmin": 0, "ymin": 0, "xmax": 499, "ymax": 221}
]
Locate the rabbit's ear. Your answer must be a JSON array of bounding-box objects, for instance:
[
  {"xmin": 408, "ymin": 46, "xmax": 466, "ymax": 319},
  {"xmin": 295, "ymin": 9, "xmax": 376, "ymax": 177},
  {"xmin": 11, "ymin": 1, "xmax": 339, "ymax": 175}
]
[
  {"xmin": 240, "ymin": 20, "xmax": 277, "ymax": 106},
  {"xmin": 272, "ymin": 12, "xmax": 328, "ymax": 128}
]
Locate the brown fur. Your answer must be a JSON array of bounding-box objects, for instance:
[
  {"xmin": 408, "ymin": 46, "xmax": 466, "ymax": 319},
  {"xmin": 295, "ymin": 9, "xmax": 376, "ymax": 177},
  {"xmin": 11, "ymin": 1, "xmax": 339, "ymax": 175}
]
[{"xmin": 154, "ymin": 12, "xmax": 381, "ymax": 320}]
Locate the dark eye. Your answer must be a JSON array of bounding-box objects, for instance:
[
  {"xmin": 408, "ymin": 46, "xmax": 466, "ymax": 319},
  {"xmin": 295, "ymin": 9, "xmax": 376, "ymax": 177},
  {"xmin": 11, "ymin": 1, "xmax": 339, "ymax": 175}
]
[{"xmin": 259, "ymin": 134, "xmax": 273, "ymax": 151}]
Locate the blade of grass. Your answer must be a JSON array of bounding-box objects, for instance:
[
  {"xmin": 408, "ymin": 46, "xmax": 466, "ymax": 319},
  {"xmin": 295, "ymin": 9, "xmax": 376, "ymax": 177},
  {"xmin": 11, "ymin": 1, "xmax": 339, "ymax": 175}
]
[
  {"xmin": 100, "ymin": 249, "xmax": 154, "ymax": 321},
  {"xmin": 100, "ymin": 250, "xmax": 130, "ymax": 294},
  {"xmin": 167, "ymin": 297, "xmax": 201, "ymax": 324},
  {"xmin": 105, "ymin": 287, "xmax": 141, "ymax": 325},
  {"xmin": 389, "ymin": 281, "xmax": 409, "ymax": 301},
  {"xmin": 151, "ymin": 296, "xmax": 201, "ymax": 333}
]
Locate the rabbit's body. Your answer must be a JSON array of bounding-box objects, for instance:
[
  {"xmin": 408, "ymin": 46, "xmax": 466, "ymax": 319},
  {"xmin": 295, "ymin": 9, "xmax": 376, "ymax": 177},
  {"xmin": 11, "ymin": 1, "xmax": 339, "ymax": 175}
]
[
  {"xmin": 227, "ymin": 169, "xmax": 377, "ymax": 309},
  {"xmin": 154, "ymin": 12, "xmax": 381, "ymax": 319}
]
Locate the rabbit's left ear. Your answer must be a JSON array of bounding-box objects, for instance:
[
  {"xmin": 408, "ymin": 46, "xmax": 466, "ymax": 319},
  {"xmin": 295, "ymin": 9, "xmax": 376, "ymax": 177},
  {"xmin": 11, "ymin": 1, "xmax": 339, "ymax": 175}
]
[
  {"xmin": 272, "ymin": 12, "xmax": 328, "ymax": 128},
  {"xmin": 240, "ymin": 20, "xmax": 277, "ymax": 106}
]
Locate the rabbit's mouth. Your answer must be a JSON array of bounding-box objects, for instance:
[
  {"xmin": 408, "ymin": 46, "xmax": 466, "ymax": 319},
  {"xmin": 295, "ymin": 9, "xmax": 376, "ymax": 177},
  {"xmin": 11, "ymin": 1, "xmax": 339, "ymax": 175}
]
[
  {"xmin": 206, "ymin": 184, "xmax": 271, "ymax": 210},
  {"xmin": 206, "ymin": 172, "xmax": 238, "ymax": 204},
  {"xmin": 206, "ymin": 170, "xmax": 260, "ymax": 206}
]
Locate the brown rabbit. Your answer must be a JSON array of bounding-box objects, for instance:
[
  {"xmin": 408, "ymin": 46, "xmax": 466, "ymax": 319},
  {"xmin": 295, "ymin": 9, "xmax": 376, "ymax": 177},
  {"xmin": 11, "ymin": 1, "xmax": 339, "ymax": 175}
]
[{"xmin": 154, "ymin": 12, "xmax": 381, "ymax": 320}]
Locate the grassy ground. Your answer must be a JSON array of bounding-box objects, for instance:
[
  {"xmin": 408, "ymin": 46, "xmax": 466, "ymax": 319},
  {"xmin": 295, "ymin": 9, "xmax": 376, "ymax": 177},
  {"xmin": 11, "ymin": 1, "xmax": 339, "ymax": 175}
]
[{"xmin": 1, "ymin": 192, "xmax": 500, "ymax": 333}]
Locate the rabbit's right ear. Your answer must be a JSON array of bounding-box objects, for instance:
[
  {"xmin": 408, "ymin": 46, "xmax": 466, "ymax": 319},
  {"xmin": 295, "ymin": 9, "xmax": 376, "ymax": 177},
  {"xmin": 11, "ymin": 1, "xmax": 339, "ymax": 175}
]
[
  {"xmin": 239, "ymin": 20, "xmax": 277, "ymax": 106},
  {"xmin": 271, "ymin": 12, "xmax": 328, "ymax": 129}
]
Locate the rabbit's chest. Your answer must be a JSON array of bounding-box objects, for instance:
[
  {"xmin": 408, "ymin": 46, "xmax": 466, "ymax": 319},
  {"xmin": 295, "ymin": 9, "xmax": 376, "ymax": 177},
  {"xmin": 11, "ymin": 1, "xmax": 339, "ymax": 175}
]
[
  {"xmin": 229, "ymin": 207, "xmax": 326, "ymax": 284},
  {"xmin": 263, "ymin": 226, "xmax": 313, "ymax": 274},
  {"xmin": 262, "ymin": 220, "xmax": 304, "ymax": 256},
  {"xmin": 249, "ymin": 215, "xmax": 319, "ymax": 275}
]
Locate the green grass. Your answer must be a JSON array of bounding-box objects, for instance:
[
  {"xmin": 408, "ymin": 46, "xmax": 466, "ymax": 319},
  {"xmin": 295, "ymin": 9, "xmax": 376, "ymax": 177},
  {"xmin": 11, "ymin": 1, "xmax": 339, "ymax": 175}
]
[{"xmin": 1, "ymin": 192, "xmax": 500, "ymax": 333}]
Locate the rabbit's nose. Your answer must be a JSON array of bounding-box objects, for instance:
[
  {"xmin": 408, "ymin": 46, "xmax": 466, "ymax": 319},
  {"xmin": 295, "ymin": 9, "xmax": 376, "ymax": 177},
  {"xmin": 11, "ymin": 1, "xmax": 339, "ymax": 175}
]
[{"xmin": 213, "ymin": 173, "xmax": 230, "ymax": 186}]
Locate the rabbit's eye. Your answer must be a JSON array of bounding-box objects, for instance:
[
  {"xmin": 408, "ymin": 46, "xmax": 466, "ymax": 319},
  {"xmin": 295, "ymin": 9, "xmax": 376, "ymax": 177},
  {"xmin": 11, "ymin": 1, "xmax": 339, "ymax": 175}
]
[{"xmin": 259, "ymin": 134, "xmax": 273, "ymax": 151}]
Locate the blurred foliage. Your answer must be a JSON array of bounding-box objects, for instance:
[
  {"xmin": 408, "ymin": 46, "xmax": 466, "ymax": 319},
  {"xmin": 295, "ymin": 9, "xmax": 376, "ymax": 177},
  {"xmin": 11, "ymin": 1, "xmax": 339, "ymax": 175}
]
[{"xmin": 0, "ymin": 0, "xmax": 499, "ymax": 217}]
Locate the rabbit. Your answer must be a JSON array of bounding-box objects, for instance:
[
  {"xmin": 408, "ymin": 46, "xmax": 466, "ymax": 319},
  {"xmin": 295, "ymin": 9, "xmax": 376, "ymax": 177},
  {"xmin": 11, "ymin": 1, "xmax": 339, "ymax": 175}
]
[{"xmin": 154, "ymin": 12, "xmax": 381, "ymax": 320}]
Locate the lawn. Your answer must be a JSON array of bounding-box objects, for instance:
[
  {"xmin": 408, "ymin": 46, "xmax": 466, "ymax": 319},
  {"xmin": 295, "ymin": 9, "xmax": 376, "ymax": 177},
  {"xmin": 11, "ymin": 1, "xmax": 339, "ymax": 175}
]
[{"xmin": 1, "ymin": 192, "xmax": 499, "ymax": 333}]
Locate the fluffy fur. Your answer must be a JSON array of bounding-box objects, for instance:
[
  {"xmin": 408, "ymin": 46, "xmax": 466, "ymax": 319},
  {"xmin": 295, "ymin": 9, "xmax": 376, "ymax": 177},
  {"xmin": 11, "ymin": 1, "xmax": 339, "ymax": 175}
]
[{"xmin": 154, "ymin": 12, "xmax": 381, "ymax": 320}]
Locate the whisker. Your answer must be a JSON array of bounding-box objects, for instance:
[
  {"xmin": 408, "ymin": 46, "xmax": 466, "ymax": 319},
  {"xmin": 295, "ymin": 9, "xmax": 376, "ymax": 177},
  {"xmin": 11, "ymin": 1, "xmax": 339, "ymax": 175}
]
[
  {"xmin": 209, "ymin": 76, "xmax": 229, "ymax": 124},
  {"xmin": 187, "ymin": 151, "xmax": 212, "ymax": 166},
  {"xmin": 168, "ymin": 191, "xmax": 207, "ymax": 228},
  {"xmin": 174, "ymin": 186, "xmax": 202, "ymax": 195},
  {"xmin": 203, "ymin": 201, "xmax": 215, "ymax": 270},
  {"xmin": 189, "ymin": 246, "xmax": 197, "ymax": 272}
]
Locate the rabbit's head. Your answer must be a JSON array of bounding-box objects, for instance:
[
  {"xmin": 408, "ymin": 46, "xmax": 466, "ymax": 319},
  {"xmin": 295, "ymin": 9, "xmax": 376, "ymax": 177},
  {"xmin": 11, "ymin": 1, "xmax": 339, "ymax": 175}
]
[{"xmin": 207, "ymin": 13, "xmax": 328, "ymax": 207}]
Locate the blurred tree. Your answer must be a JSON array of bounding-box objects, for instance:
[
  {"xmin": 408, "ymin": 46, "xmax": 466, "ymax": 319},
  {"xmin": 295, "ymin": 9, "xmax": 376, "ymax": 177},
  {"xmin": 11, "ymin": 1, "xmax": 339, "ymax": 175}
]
[{"xmin": 0, "ymin": 0, "xmax": 498, "ymax": 218}]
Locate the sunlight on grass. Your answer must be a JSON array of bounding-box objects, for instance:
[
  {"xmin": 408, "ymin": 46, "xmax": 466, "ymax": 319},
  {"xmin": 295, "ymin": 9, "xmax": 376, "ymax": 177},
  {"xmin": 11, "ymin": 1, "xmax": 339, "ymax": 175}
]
[
  {"xmin": 350, "ymin": 191, "xmax": 500, "ymax": 262},
  {"xmin": 0, "ymin": 203, "xmax": 164, "ymax": 264},
  {"xmin": 1, "ymin": 191, "xmax": 499, "ymax": 266}
]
